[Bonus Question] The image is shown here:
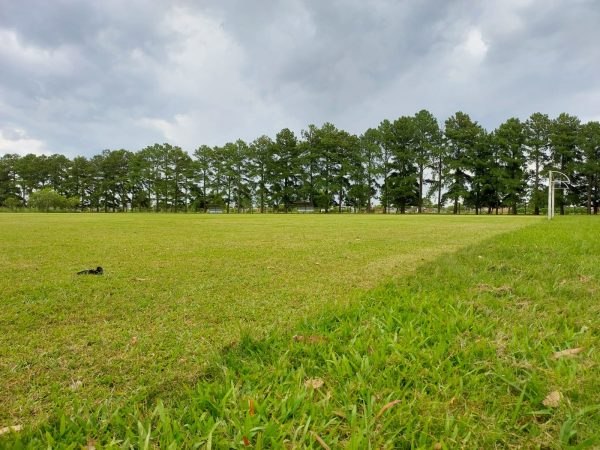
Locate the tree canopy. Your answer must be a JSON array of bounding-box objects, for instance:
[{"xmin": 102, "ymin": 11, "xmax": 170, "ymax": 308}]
[{"xmin": 1, "ymin": 111, "xmax": 599, "ymax": 214}]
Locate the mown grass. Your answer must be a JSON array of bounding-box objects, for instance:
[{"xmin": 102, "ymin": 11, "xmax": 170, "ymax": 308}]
[
  {"xmin": 2, "ymin": 216, "xmax": 599, "ymax": 448},
  {"xmin": 0, "ymin": 213, "xmax": 534, "ymax": 433}
]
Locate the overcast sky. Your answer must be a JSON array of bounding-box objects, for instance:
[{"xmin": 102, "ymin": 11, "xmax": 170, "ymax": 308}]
[{"xmin": 1, "ymin": 0, "xmax": 599, "ymax": 157}]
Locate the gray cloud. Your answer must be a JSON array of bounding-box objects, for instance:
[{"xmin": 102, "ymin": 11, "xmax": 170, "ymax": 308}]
[{"xmin": 1, "ymin": 0, "xmax": 599, "ymax": 157}]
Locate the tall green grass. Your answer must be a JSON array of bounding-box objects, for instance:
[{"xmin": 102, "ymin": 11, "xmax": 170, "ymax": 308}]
[{"xmin": 2, "ymin": 217, "xmax": 598, "ymax": 448}]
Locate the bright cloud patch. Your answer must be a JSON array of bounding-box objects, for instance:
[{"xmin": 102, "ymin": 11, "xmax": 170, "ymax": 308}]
[
  {"xmin": 0, "ymin": 129, "xmax": 47, "ymax": 156},
  {"xmin": 463, "ymin": 29, "xmax": 488, "ymax": 60}
]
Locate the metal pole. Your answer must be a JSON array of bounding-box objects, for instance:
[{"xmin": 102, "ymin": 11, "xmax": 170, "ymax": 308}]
[
  {"xmin": 552, "ymin": 180, "xmax": 555, "ymax": 219},
  {"xmin": 551, "ymin": 177, "xmax": 555, "ymax": 219},
  {"xmin": 547, "ymin": 171, "xmax": 571, "ymax": 219},
  {"xmin": 548, "ymin": 171, "xmax": 553, "ymax": 220}
]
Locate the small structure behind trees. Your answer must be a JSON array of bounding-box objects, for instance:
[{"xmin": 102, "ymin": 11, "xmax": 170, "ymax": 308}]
[
  {"xmin": 207, "ymin": 204, "xmax": 223, "ymax": 214},
  {"xmin": 295, "ymin": 202, "xmax": 314, "ymax": 213}
]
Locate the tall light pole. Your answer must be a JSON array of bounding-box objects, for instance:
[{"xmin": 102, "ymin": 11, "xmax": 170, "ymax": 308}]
[{"xmin": 547, "ymin": 170, "xmax": 571, "ymax": 220}]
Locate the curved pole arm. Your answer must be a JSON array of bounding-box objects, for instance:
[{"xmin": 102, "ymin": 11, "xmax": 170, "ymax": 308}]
[{"xmin": 549, "ymin": 170, "xmax": 571, "ymax": 186}]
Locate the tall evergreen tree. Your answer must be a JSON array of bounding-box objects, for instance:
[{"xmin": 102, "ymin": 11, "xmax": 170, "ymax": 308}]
[
  {"xmin": 495, "ymin": 118, "xmax": 527, "ymax": 214},
  {"xmin": 312, "ymin": 123, "xmax": 342, "ymax": 213},
  {"xmin": 549, "ymin": 113, "xmax": 581, "ymax": 215},
  {"xmin": 249, "ymin": 136, "xmax": 274, "ymax": 213},
  {"xmin": 300, "ymin": 125, "xmax": 323, "ymax": 208},
  {"xmin": 428, "ymin": 135, "xmax": 449, "ymax": 213},
  {"xmin": 375, "ymin": 120, "xmax": 396, "ymax": 213},
  {"xmin": 413, "ymin": 110, "xmax": 440, "ymax": 213},
  {"xmin": 466, "ymin": 130, "xmax": 495, "ymax": 215},
  {"xmin": 231, "ymin": 139, "xmax": 251, "ymax": 213},
  {"xmin": 129, "ymin": 152, "xmax": 151, "ymax": 211},
  {"xmin": 272, "ymin": 129, "xmax": 301, "ymax": 212},
  {"xmin": 525, "ymin": 113, "xmax": 551, "ymax": 215},
  {"xmin": 579, "ymin": 121, "xmax": 600, "ymax": 214},
  {"xmin": 167, "ymin": 146, "xmax": 192, "ymax": 212},
  {"xmin": 15, "ymin": 154, "xmax": 48, "ymax": 204},
  {"xmin": 192, "ymin": 145, "xmax": 214, "ymax": 212},
  {"xmin": 91, "ymin": 149, "xmax": 131, "ymax": 212},
  {"xmin": 332, "ymin": 130, "xmax": 359, "ymax": 213},
  {"xmin": 219, "ymin": 143, "xmax": 237, "ymax": 213},
  {"xmin": 46, "ymin": 154, "xmax": 71, "ymax": 197},
  {"xmin": 443, "ymin": 112, "xmax": 483, "ymax": 214},
  {"xmin": 359, "ymin": 128, "xmax": 382, "ymax": 212},
  {"xmin": 0, "ymin": 154, "xmax": 21, "ymax": 207},
  {"xmin": 384, "ymin": 116, "xmax": 418, "ymax": 213},
  {"xmin": 138, "ymin": 144, "xmax": 164, "ymax": 212}
]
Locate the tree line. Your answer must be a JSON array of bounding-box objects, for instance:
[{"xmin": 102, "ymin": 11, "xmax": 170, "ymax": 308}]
[{"xmin": 1, "ymin": 111, "xmax": 599, "ymax": 214}]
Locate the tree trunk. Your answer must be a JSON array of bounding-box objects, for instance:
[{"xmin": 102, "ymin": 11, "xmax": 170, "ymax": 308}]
[
  {"xmin": 227, "ymin": 183, "xmax": 231, "ymax": 214},
  {"xmin": 595, "ymin": 180, "xmax": 599, "ymax": 214},
  {"xmin": 174, "ymin": 179, "xmax": 178, "ymax": 213},
  {"xmin": 382, "ymin": 158, "xmax": 389, "ymax": 214},
  {"xmin": 260, "ymin": 189, "xmax": 265, "ymax": 214},
  {"xmin": 202, "ymin": 173, "xmax": 207, "ymax": 213},
  {"xmin": 587, "ymin": 176, "xmax": 592, "ymax": 215},
  {"xmin": 155, "ymin": 180, "xmax": 159, "ymax": 212},
  {"xmin": 437, "ymin": 177, "xmax": 442, "ymax": 214}
]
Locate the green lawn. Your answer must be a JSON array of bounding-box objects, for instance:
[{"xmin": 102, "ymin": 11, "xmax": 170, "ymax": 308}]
[
  {"xmin": 3, "ymin": 214, "xmax": 599, "ymax": 448},
  {"xmin": 0, "ymin": 214, "xmax": 533, "ymax": 427}
]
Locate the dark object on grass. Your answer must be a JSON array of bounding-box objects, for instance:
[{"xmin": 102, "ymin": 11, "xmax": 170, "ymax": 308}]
[{"xmin": 77, "ymin": 266, "xmax": 103, "ymax": 275}]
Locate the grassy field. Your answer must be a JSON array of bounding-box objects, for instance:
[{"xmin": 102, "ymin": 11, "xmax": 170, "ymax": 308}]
[
  {"xmin": 0, "ymin": 214, "xmax": 532, "ymax": 426},
  {"xmin": 2, "ymin": 214, "xmax": 599, "ymax": 448}
]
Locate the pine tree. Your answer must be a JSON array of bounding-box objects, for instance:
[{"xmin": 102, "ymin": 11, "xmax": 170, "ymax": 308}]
[
  {"xmin": 525, "ymin": 113, "xmax": 551, "ymax": 215},
  {"xmin": 495, "ymin": 118, "xmax": 527, "ymax": 214},
  {"xmin": 549, "ymin": 113, "xmax": 581, "ymax": 215}
]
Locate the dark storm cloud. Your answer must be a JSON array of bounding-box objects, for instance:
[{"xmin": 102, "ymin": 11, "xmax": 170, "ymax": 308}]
[
  {"xmin": 1, "ymin": 0, "xmax": 599, "ymax": 156},
  {"xmin": 209, "ymin": 0, "xmax": 461, "ymax": 116}
]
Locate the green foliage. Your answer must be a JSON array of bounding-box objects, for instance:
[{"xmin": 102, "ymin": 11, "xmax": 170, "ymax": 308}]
[
  {"xmin": 384, "ymin": 116, "xmax": 418, "ymax": 213},
  {"xmin": 358, "ymin": 128, "xmax": 382, "ymax": 212},
  {"xmin": 444, "ymin": 112, "xmax": 484, "ymax": 213},
  {"xmin": 0, "ymin": 154, "xmax": 21, "ymax": 206},
  {"xmin": 272, "ymin": 129, "xmax": 301, "ymax": 212},
  {"xmin": 248, "ymin": 136, "xmax": 274, "ymax": 213},
  {"xmin": 526, "ymin": 113, "xmax": 552, "ymax": 215},
  {"xmin": 413, "ymin": 109, "xmax": 442, "ymax": 212},
  {"xmin": 1, "ymin": 111, "xmax": 599, "ymax": 214},
  {"xmin": 3, "ymin": 196, "xmax": 22, "ymax": 210},
  {"xmin": 28, "ymin": 188, "xmax": 69, "ymax": 211},
  {"xmin": 578, "ymin": 121, "xmax": 600, "ymax": 214},
  {"xmin": 550, "ymin": 113, "xmax": 582, "ymax": 215},
  {"xmin": 494, "ymin": 117, "xmax": 527, "ymax": 214}
]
